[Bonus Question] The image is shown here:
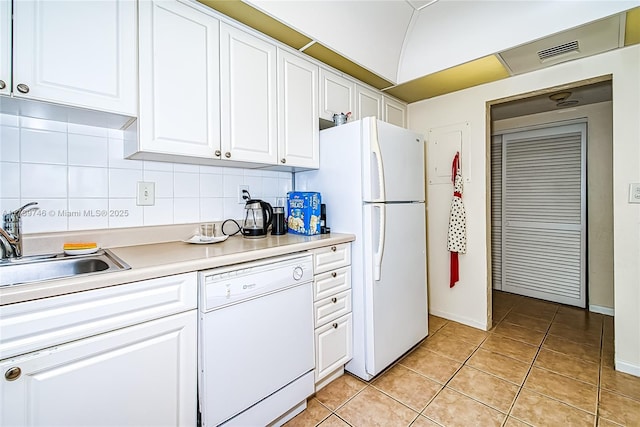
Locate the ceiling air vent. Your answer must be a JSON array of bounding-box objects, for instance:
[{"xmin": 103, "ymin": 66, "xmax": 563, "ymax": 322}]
[{"xmin": 537, "ymin": 40, "xmax": 580, "ymax": 61}]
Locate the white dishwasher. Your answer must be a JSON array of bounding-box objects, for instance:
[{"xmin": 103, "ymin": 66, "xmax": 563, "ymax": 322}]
[{"xmin": 198, "ymin": 253, "xmax": 315, "ymax": 426}]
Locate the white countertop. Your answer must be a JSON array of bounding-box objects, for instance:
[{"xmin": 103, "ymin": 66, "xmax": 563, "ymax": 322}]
[{"xmin": 0, "ymin": 233, "xmax": 355, "ymax": 306}]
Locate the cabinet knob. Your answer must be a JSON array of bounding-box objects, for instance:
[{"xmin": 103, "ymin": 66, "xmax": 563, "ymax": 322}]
[
  {"xmin": 214, "ymin": 150, "xmax": 221, "ymax": 157},
  {"xmin": 4, "ymin": 367, "xmax": 21, "ymax": 381},
  {"xmin": 280, "ymin": 158, "xmax": 286, "ymax": 164},
  {"xmin": 0, "ymin": 80, "xmax": 5, "ymax": 90},
  {"xmin": 331, "ymin": 272, "xmax": 337, "ymax": 278},
  {"xmin": 225, "ymin": 152, "xmax": 231, "ymax": 158},
  {"xmin": 332, "ymin": 322, "xmax": 338, "ymax": 329},
  {"xmin": 331, "ymin": 246, "xmax": 337, "ymax": 252},
  {"xmin": 331, "ymin": 297, "xmax": 337, "ymax": 303},
  {"xmin": 16, "ymin": 83, "xmax": 29, "ymax": 94}
]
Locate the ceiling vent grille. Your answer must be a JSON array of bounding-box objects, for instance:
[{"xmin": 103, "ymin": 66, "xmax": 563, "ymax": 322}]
[{"xmin": 537, "ymin": 40, "xmax": 580, "ymax": 61}]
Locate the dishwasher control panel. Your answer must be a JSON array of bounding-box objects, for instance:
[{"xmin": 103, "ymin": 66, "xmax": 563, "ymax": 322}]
[{"xmin": 199, "ymin": 253, "xmax": 313, "ymax": 311}]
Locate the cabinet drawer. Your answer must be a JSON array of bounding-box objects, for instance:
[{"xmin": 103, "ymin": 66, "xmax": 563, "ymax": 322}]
[
  {"xmin": 313, "ymin": 243, "xmax": 351, "ymax": 274},
  {"xmin": 314, "ymin": 290, "xmax": 351, "ymax": 327},
  {"xmin": 0, "ymin": 273, "xmax": 197, "ymax": 360},
  {"xmin": 315, "ymin": 313, "xmax": 353, "ymax": 382},
  {"xmin": 314, "ymin": 266, "xmax": 351, "ymax": 302}
]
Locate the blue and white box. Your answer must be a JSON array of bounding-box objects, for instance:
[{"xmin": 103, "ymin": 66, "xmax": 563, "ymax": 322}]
[{"xmin": 287, "ymin": 192, "xmax": 321, "ymax": 235}]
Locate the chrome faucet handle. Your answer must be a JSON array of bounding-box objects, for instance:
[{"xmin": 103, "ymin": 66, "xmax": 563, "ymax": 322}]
[{"xmin": 1, "ymin": 202, "xmax": 38, "ymax": 259}]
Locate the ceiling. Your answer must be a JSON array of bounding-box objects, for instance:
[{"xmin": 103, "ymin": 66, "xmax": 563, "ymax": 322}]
[{"xmin": 198, "ymin": 1, "xmax": 640, "ymax": 103}]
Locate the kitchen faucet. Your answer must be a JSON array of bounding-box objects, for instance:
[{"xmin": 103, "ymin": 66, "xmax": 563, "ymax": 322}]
[{"xmin": 0, "ymin": 202, "xmax": 38, "ymax": 260}]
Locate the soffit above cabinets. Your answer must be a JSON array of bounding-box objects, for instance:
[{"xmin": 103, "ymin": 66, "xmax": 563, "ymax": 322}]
[{"xmin": 197, "ymin": 1, "xmax": 640, "ymax": 103}]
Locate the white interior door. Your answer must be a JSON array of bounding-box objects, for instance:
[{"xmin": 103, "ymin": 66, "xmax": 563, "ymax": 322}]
[{"xmin": 501, "ymin": 123, "xmax": 586, "ymax": 307}]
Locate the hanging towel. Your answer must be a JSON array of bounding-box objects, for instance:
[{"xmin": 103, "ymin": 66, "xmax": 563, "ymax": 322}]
[{"xmin": 447, "ymin": 152, "xmax": 466, "ymax": 287}]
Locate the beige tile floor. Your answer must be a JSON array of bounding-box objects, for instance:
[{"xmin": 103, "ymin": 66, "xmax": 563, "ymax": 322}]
[{"xmin": 285, "ymin": 291, "xmax": 640, "ymax": 427}]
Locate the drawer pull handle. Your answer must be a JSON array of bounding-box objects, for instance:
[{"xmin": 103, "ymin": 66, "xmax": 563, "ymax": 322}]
[
  {"xmin": 5, "ymin": 367, "xmax": 21, "ymax": 381},
  {"xmin": 331, "ymin": 272, "xmax": 337, "ymax": 278},
  {"xmin": 332, "ymin": 322, "xmax": 338, "ymax": 329},
  {"xmin": 0, "ymin": 80, "xmax": 5, "ymax": 90},
  {"xmin": 225, "ymin": 152, "xmax": 231, "ymax": 158},
  {"xmin": 331, "ymin": 297, "xmax": 337, "ymax": 303},
  {"xmin": 331, "ymin": 246, "xmax": 337, "ymax": 252},
  {"xmin": 16, "ymin": 83, "xmax": 29, "ymax": 93},
  {"xmin": 214, "ymin": 150, "xmax": 221, "ymax": 157}
]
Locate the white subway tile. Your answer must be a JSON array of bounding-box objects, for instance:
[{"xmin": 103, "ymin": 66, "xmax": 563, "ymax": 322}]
[
  {"xmin": 223, "ymin": 174, "xmax": 243, "ymax": 198},
  {"xmin": 109, "ymin": 198, "xmax": 143, "ymax": 228},
  {"xmin": 0, "ymin": 162, "xmax": 20, "ymax": 198},
  {"xmin": 244, "ymin": 175, "xmax": 263, "ymax": 198},
  {"xmin": 143, "ymin": 170, "xmax": 173, "ymax": 198},
  {"xmin": 174, "ymin": 198, "xmax": 199, "ymax": 224},
  {"xmin": 261, "ymin": 177, "xmax": 279, "ymax": 197},
  {"xmin": 200, "ymin": 198, "xmax": 225, "ymax": 222},
  {"xmin": 223, "ymin": 198, "xmax": 244, "ymax": 220},
  {"xmin": 68, "ymin": 134, "xmax": 109, "ymax": 167},
  {"xmin": 21, "ymin": 128, "xmax": 67, "ymax": 164},
  {"xmin": 68, "ymin": 123, "xmax": 109, "ymax": 138},
  {"xmin": 20, "ymin": 116, "xmax": 67, "ymax": 133},
  {"xmin": 144, "ymin": 160, "xmax": 174, "ymax": 172},
  {"xmin": 143, "ymin": 198, "xmax": 173, "ymax": 226},
  {"xmin": 174, "ymin": 172, "xmax": 199, "ymax": 198},
  {"xmin": 278, "ymin": 177, "xmax": 293, "ymax": 197},
  {"xmin": 0, "ymin": 114, "xmax": 19, "ymax": 127},
  {"xmin": 200, "ymin": 173, "xmax": 223, "ymax": 198},
  {"xmin": 0, "ymin": 199, "xmax": 20, "ymax": 219},
  {"xmin": 223, "ymin": 167, "xmax": 243, "ymax": 176},
  {"xmin": 67, "ymin": 199, "xmax": 109, "ymax": 231},
  {"xmin": 21, "ymin": 164, "xmax": 67, "ymax": 198},
  {"xmin": 244, "ymin": 169, "xmax": 263, "ymax": 177},
  {"xmin": 108, "ymin": 128, "xmax": 125, "ymax": 139},
  {"xmin": 108, "ymin": 138, "xmax": 143, "ymax": 170},
  {"xmin": 174, "ymin": 163, "xmax": 199, "ymax": 173},
  {"xmin": 69, "ymin": 166, "xmax": 108, "ymax": 198},
  {"xmin": 21, "ymin": 199, "xmax": 68, "ymax": 233},
  {"xmin": 1, "ymin": 126, "xmax": 20, "ymax": 162},
  {"xmin": 109, "ymin": 169, "xmax": 142, "ymax": 198},
  {"xmin": 199, "ymin": 165, "xmax": 224, "ymax": 174}
]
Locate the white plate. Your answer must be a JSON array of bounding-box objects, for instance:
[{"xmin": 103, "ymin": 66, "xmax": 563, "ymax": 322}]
[
  {"xmin": 64, "ymin": 247, "xmax": 99, "ymax": 256},
  {"xmin": 183, "ymin": 235, "xmax": 229, "ymax": 245}
]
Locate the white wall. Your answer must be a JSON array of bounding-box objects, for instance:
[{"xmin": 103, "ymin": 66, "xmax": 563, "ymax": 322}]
[
  {"xmin": 0, "ymin": 114, "xmax": 292, "ymax": 234},
  {"xmin": 408, "ymin": 45, "xmax": 640, "ymax": 375}
]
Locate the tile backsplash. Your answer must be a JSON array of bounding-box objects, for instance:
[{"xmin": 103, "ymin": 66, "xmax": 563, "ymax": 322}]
[{"xmin": 0, "ymin": 114, "xmax": 292, "ymax": 233}]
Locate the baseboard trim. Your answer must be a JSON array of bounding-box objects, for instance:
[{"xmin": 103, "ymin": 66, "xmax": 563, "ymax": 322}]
[
  {"xmin": 589, "ymin": 305, "xmax": 614, "ymax": 316},
  {"xmin": 615, "ymin": 360, "xmax": 640, "ymax": 377},
  {"xmin": 428, "ymin": 309, "xmax": 488, "ymax": 331}
]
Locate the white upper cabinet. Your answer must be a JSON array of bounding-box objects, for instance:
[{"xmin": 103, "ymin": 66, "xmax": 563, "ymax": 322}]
[
  {"xmin": 11, "ymin": 0, "xmax": 137, "ymax": 115},
  {"xmin": 383, "ymin": 95, "xmax": 407, "ymax": 128},
  {"xmin": 136, "ymin": 0, "xmax": 220, "ymax": 159},
  {"xmin": 355, "ymin": 84, "xmax": 382, "ymax": 121},
  {"xmin": 220, "ymin": 23, "xmax": 278, "ymax": 164},
  {"xmin": 0, "ymin": 0, "xmax": 10, "ymax": 96},
  {"xmin": 277, "ymin": 49, "xmax": 319, "ymax": 169},
  {"xmin": 319, "ymin": 68, "xmax": 355, "ymax": 122}
]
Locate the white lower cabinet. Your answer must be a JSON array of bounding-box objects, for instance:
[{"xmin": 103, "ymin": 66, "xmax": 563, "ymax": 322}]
[
  {"xmin": 0, "ymin": 311, "xmax": 197, "ymax": 427},
  {"xmin": 0, "ymin": 273, "xmax": 198, "ymax": 427},
  {"xmin": 311, "ymin": 243, "xmax": 353, "ymax": 389}
]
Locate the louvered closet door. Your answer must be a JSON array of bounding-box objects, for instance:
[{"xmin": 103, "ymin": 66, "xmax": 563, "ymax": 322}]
[
  {"xmin": 502, "ymin": 124, "xmax": 586, "ymax": 307},
  {"xmin": 491, "ymin": 135, "xmax": 502, "ymax": 290}
]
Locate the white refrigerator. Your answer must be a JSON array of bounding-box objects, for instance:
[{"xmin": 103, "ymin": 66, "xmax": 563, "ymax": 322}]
[{"xmin": 296, "ymin": 117, "xmax": 428, "ymax": 380}]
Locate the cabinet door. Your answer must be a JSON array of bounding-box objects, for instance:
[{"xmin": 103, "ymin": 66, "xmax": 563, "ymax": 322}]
[
  {"xmin": 0, "ymin": 311, "xmax": 197, "ymax": 427},
  {"xmin": 315, "ymin": 313, "xmax": 353, "ymax": 382},
  {"xmin": 11, "ymin": 0, "xmax": 136, "ymax": 115},
  {"xmin": 277, "ymin": 49, "xmax": 319, "ymax": 169},
  {"xmin": 383, "ymin": 95, "xmax": 407, "ymax": 128},
  {"xmin": 138, "ymin": 0, "xmax": 220, "ymax": 158},
  {"xmin": 221, "ymin": 23, "xmax": 278, "ymax": 164},
  {"xmin": 355, "ymin": 84, "xmax": 382, "ymax": 120},
  {"xmin": 0, "ymin": 0, "xmax": 9, "ymax": 96},
  {"xmin": 319, "ymin": 68, "xmax": 355, "ymax": 122}
]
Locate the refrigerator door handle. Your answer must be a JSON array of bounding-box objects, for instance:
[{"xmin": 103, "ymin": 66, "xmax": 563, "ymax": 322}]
[
  {"xmin": 374, "ymin": 204, "xmax": 386, "ymax": 281},
  {"xmin": 370, "ymin": 119, "xmax": 386, "ymax": 202}
]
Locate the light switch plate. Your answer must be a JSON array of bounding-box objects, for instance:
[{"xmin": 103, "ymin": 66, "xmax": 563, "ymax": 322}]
[
  {"xmin": 630, "ymin": 183, "xmax": 640, "ymax": 204},
  {"xmin": 137, "ymin": 181, "xmax": 155, "ymax": 206}
]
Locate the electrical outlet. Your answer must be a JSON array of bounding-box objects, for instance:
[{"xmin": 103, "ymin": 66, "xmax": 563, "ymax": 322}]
[
  {"xmin": 238, "ymin": 185, "xmax": 250, "ymax": 204},
  {"xmin": 137, "ymin": 181, "xmax": 155, "ymax": 206},
  {"xmin": 630, "ymin": 183, "xmax": 640, "ymax": 204}
]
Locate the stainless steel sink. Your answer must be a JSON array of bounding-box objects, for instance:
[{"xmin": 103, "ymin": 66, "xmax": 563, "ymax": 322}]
[{"xmin": 0, "ymin": 249, "xmax": 131, "ymax": 287}]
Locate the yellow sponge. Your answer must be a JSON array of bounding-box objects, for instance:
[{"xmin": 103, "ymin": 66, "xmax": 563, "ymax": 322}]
[{"xmin": 63, "ymin": 242, "xmax": 98, "ymax": 250}]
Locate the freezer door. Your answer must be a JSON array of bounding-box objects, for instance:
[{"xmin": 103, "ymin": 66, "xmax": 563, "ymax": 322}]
[
  {"xmin": 362, "ymin": 202, "xmax": 428, "ymax": 376},
  {"xmin": 362, "ymin": 118, "xmax": 425, "ymax": 203}
]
